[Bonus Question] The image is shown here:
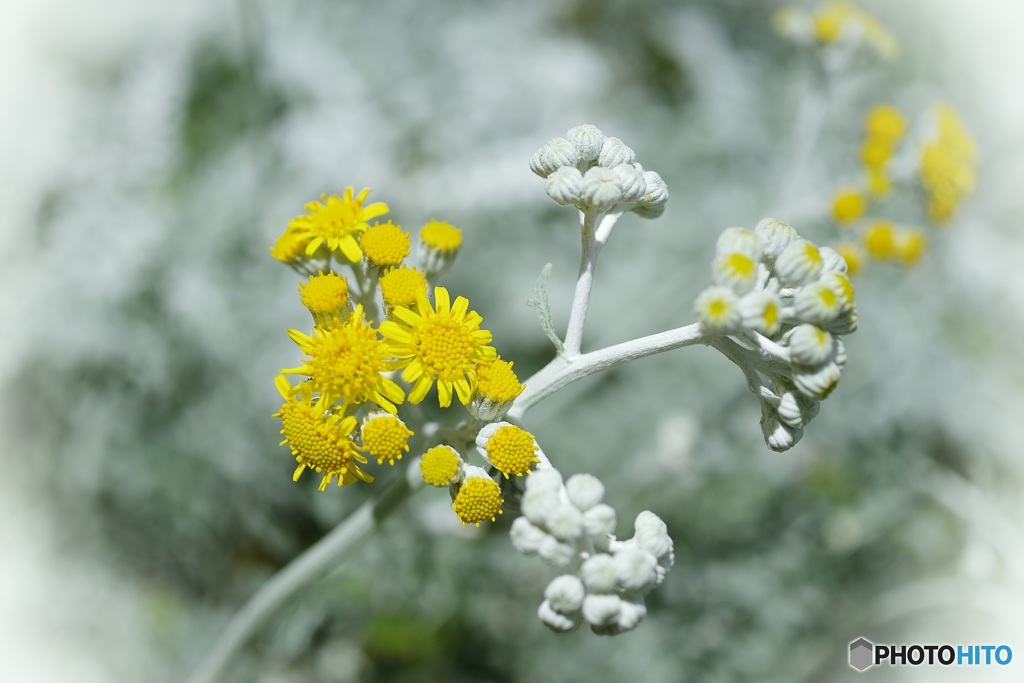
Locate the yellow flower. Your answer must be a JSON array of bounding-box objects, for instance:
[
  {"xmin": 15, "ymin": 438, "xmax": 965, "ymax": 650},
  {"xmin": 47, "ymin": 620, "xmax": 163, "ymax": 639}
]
[
  {"xmin": 270, "ymin": 225, "xmax": 307, "ymax": 263},
  {"xmin": 894, "ymin": 227, "xmax": 927, "ymax": 266},
  {"xmin": 380, "ymin": 286, "xmax": 496, "ymax": 408},
  {"xmin": 286, "ymin": 188, "xmax": 389, "ymax": 262},
  {"xmin": 298, "ymin": 271, "xmax": 350, "ymax": 328},
  {"xmin": 361, "ymin": 413, "xmax": 414, "ymax": 466},
  {"xmin": 834, "ymin": 242, "xmax": 865, "ymax": 276},
  {"xmin": 420, "ymin": 445, "xmax": 463, "ymax": 487},
  {"xmin": 474, "ymin": 357, "xmax": 523, "ymax": 404},
  {"xmin": 865, "ymin": 105, "xmax": 906, "ymax": 145},
  {"xmin": 379, "ymin": 265, "xmax": 428, "ymax": 310},
  {"xmin": 452, "ymin": 471, "xmax": 504, "ymax": 527},
  {"xmin": 420, "ymin": 220, "xmax": 462, "ymax": 252},
  {"xmin": 272, "ymin": 376, "xmax": 372, "ymax": 491},
  {"xmin": 832, "ymin": 189, "xmax": 867, "ymax": 223},
  {"xmin": 863, "ymin": 221, "xmax": 897, "ymax": 260},
  {"xmin": 283, "ymin": 305, "xmax": 405, "ymax": 413},
  {"xmin": 481, "ymin": 424, "xmax": 539, "ymax": 479},
  {"xmin": 920, "ymin": 104, "xmax": 976, "ymax": 224},
  {"xmin": 360, "ymin": 220, "xmax": 411, "ymax": 268},
  {"xmin": 861, "ymin": 140, "xmax": 893, "ymax": 168}
]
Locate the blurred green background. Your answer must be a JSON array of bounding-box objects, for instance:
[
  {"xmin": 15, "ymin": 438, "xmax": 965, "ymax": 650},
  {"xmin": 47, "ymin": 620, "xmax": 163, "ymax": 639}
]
[{"xmin": 2, "ymin": 1, "xmax": 1023, "ymax": 681}]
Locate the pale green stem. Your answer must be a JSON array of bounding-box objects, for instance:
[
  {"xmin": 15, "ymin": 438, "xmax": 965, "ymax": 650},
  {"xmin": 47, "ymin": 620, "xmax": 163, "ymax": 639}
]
[{"xmin": 187, "ymin": 472, "xmax": 422, "ymax": 683}]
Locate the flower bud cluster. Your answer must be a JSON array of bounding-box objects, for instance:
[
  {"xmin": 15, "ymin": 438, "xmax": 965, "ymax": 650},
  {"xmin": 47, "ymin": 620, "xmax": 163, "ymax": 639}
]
[
  {"xmin": 510, "ymin": 467, "xmax": 675, "ymax": 636},
  {"xmin": 530, "ymin": 124, "xmax": 669, "ymax": 218},
  {"xmin": 694, "ymin": 219, "xmax": 858, "ymax": 451}
]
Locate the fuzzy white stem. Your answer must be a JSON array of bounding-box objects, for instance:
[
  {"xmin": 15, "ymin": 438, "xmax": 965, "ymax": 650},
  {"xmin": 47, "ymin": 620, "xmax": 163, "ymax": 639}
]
[
  {"xmin": 509, "ymin": 322, "xmax": 707, "ymax": 419},
  {"xmin": 187, "ymin": 472, "xmax": 423, "ymax": 683}
]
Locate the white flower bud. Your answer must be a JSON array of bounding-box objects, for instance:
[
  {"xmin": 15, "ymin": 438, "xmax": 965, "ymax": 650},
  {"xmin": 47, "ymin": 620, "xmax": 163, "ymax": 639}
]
[
  {"xmin": 762, "ymin": 413, "xmax": 804, "ymax": 452},
  {"xmin": 716, "ymin": 228, "xmax": 762, "ymax": 260},
  {"xmin": 833, "ymin": 338, "xmax": 847, "ymax": 368},
  {"xmin": 616, "ymin": 598, "xmax": 648, "ymax": 632},
  {"xmin": 819, "ymin": 246, "xmax": 848, "ymax": 274},
  {"xmin": 824, "ymin": 308, "xmax": 859, "ymax": 335},
  {"xmin": 598, "ymin": 136, "xmax": 635, "ymax": 167},
  {"xmin": 776, "ymin": 391, "xmax": 819, "ymax": 428},
  {"xmin": 580, "ymin": 554, "xmax": 619, "ymax": 593},
  {"xmin": 582, "ymin": 594, "xmax": 623, "ymax": 628},
  {"xmin": 545, "ymin": 574, "xmax": 587, "ymax": 613},
  {"xmin": 613, "ymin": 547, "xmax": 659, "ymax": 593},
  {"xmin": 786, "ymin": 324, "xmax": 835, "ymax": 366},
  {"xmin": 538, "ymin": 535, "xmax": 576, "ymax": 568},
  {"xmin": 526, "ymin": 467, "xmax": 564, "ymax": 493},
  {"xmin": 539, "ymin": 599, "xmax": 580, "ymax": 632},
  {"xmin": 545, "ymin": 166, "xmax": 583, "ymax": 206},
  {"xmin": 793, "ymin": 282, "xmax": 843, "ymax": 325},
  {"xmin": 583, "ymin": 503, "xmax": 617, "ymax": 538},
  {"xmin": 565, "ymin": 474, "xmax": 605, "ymax": 510},
  {"xmin": 611, "ymin": 163, "xmax": 647, "ymax": 203},
  {"xmin": 580, "ymin": 166, "xmax": 623, "ymax": 209},
  {"xmin": 818, "ymin": 272, "xmax": 855, "ymax": 310},
  {"xmin": 738, "ymin": 290, "xmax": 782, "ymax": 336},
  {"xmin": 755, "ymin": 218, "xmax": 798, "ymax": 262},
  {"xmin": 633, "ymin": 512, "xmax": 673, "ymax": 560},
  {"xmin": 792, "ymin": 362, "xmax": 842, "ymax": 400},
  {"xmin": 633, "ymin": 171, "xmax": 669, "ymax": 218},
  {"xmin": 510, "ymin": 517, "xmax": 549, "ymax": 555},
  {"xmin": 546, "ymin": 503, "xmax": 585, "ymax": 541},
  {"xmin": 775, "ymin": 239, "xmax": 824, "ymax": 286},
  {"xmin": 712, "ymin": 252, "xmax": 759, "ymax": 294},
  {"xmin": 522, "ymin": 488, "xmax": 560, "ymax": 526},
  {"xmin": 530, "ymin": 137, "xmax": 579, "ymax": 178},
  {"xmin": 566, "ymin": 124, "xmax": 605, "ymax": 166},
  {"xmin": 695, "ymin": 286, "xmax": 741, "ymax": 332}
]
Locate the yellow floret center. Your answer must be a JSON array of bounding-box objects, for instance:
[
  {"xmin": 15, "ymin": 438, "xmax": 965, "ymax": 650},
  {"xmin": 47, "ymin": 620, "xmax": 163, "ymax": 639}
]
[
  {"xmin": 475, "ymin": 358, "xmax": 523, "ymax": 403},
  {"xmin": 834, "ymin": 243, "xmax": 865, "ymax": 276},
  {"xmin": 485, "ymin": 426, "xmax": 539, "ymax": 478},
  {"xmin": 304, "ymin": 321, "xmax": 390, "ymax": 405},
  {"xmin": 762, "ymin": 301, "xmax": 779, "ymax": 329},
  {"xmin": 311, "ymin": 194, "xmax": 370, "ymax": 240},
  {"xmin": 361, "ymin": 221, "xmax": 411, "ymax": 267},
  {"xmin": 707, "ymin": 298, "xmax": 731, "ymax": 320},
  {"xmin": 896, "ymin": 228, "xmax": 927, "ymax": 265},
  {"xmin": 379, "ymin": 266, "xmax": 427, "ymax": 307},
  {"xmin": 813, "ymin": 14, "xmax": 842, "ymax": 43},
  {"xmin": 362, "ymin": 415, "xmax": 413, "ymax": 465},
  {"xmin": 420, "ymin": 220, "xmax": 462, "ymax": 252},
  {"xmin": 414, "ymin": 318, "xmax": 475, "ymax": 381},
  {"xmin": 863, "ymin": 222, "xmax": 896, "ymax": 259},
  {"xmin": 816, "ymin": 287, "xmax": 838, "ymax": 309},
  {"xmin": 803, "ymin": 242, "xmax": 823, "ymax": 266},
  {"xmin": 724, "ymin": 253, "xmax": 756, "ymax": 279},
  {"xmin": 452, "ymin": 477, "xmax": 504, "ymax": 526},
  {"xmin": 832, "ymin": 190, "xmax": 866, "ymax": 223},
  {"xmin": 299, "ymin": 272, "xmax": 349, "ymax": 314},
  {"xmin": 420, "ymin": 445, "xmax": 460, "ymax": 487},
  {"xmin": 277, "ymin": 404, "xmax": 365, "ymax": 491}
]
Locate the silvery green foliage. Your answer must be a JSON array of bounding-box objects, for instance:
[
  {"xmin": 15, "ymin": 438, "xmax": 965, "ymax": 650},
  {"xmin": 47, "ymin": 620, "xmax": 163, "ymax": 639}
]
[
  {"xmin": 2, "ymin": 1, "xmax": 1011, "ymax": 682},
  {"xmin": 511, "ymin": 468, "xmax": 674, "ymax": 635},
  {"xmin": 694, "ymin": 219, "xmax": 857, "ymax": 451}
]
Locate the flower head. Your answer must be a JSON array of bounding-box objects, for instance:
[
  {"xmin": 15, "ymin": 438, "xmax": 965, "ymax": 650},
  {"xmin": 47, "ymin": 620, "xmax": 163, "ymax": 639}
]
[
  {"xmin": 380, "ymin": 286, "xmax": 496, "ymax": 407},
  {"xmin": 360, "ymin": 220, "xmax": 411, "ymax": 268},
  {"xmin": 452, "ymin": 467, "xmax": 504, "ymax": 527},
  {"xmin": 477, "ymin": 423, "xmax": 540, "ymax": 479},
  {"xmin": 283, "ymin": 305, "xmax": 405, "ymax": 413},
  {"xmin": 832, "ymin": 188, "xmax": 867, "ymax": 223},
  {"xmin": 286, "ymin": 188, "xmax": 389, "ymax": 262},
  {"xmin": 420, "ymin": 445, "xmax": 463, "ymax": 487},
  {"xmin": 272, "ymin": 376, "xmax": 372, "ymax": 491},
  {"xmin": 468, "ymin": 356, "xmax": 524, "ymax": 421},
  {"xmin": 694, "ymin": 286, "xmax": 740, "ymax": 332},
  {"xmin": 298, "ymin": 271, "xmax": 351, "ymax": 328},
  {"xmin": 419, "ymin": 220, "xmax": 462, "ymax": 274},
  {"xmin": 361, "ymin": 412, "xmax": 413, "ymax": 465},
  {"xmin": 379, "ymin": 265, "xmax": 428, "ymax": 310}
]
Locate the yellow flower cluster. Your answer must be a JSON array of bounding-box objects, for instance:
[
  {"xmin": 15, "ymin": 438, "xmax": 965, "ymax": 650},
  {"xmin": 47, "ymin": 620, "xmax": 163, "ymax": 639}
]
[
  {"xmin": 825, "ymin": 103, "xmax": 974, "ymax": 275},
  {"xmin": 861, "ymin": 105, "xmax": 906, "ymax": 196},
  {"xmin": 920, "ymin": 104, "xmax": 977, "ymax": 223},
  {"xmin": 269, "ymin": 187, "xmax": 523, "ymax": 516},
  {"xmin": 774, "ymin": 1, "xmax": 898, "ymax": 59}
]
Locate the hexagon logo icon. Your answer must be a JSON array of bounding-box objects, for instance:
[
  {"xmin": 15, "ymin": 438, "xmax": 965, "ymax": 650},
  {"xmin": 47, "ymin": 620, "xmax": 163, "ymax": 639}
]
[{"xmin": 849, "ymin": 637, "xmax": 875, "ymax": 672}]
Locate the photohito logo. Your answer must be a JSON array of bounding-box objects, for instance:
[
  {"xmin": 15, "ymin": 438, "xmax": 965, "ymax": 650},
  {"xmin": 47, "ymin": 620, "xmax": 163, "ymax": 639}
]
[{"xmin": 848, "ymin": 637, "xmax": 1012, "ymax": 672}]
